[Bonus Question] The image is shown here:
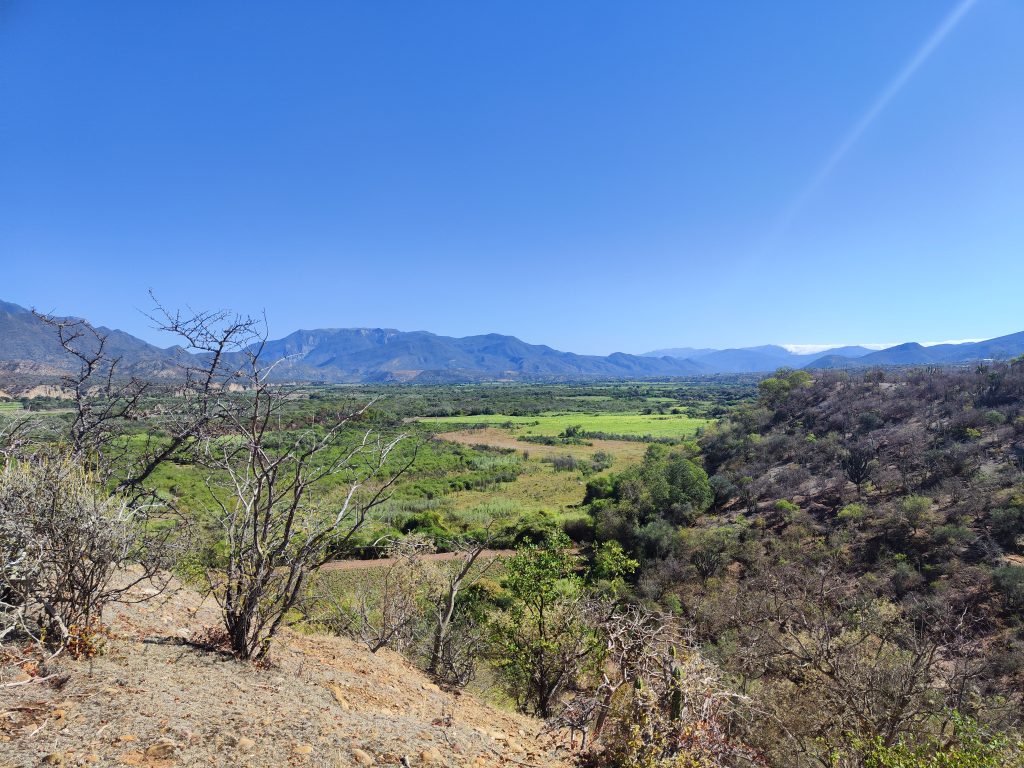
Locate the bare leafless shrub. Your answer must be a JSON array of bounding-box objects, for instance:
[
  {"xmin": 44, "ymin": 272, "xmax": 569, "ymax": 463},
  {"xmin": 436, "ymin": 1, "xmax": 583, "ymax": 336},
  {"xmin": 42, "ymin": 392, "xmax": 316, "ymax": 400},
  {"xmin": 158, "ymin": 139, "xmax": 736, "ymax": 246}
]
[
  {"xmin": 310, "ymin": 538, "xmax": 435, "ymax": 654},
  {"xmin": 0, "ymin": 414, "xmax": 34, "ymax": 463},
  {"xmin": 425, "ymin": 537, "xmax": 500, "ymax": 687},
  {"xmin": 702, "ymin": 560, "xmax": 994, "ymax": 765},
  {"xmin": 32, "ymin": 298, "xmax": 414, "ymax": 662},
  {"xmin": 562, "ymin": 602, "xmax": 758, "ymax": 766},
  {"xmin": 201, "ymin": 343, "xmax": 413, "ymax": 661},
  {"xmin": 305, "ymin": 534, "xmax": 498, "ymax": 686}
]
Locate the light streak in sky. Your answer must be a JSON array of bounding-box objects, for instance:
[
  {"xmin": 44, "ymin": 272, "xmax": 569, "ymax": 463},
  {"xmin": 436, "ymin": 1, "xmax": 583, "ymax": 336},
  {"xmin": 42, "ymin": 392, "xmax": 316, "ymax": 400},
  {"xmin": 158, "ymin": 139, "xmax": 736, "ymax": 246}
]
[{"xmin": 759, "ymin": 0, "xmax": 980, "ymax": 252}]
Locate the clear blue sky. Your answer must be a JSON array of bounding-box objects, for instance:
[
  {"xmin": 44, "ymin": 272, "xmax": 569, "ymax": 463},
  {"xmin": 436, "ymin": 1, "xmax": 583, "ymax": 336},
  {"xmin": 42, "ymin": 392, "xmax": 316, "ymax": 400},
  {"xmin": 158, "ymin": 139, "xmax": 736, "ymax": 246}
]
[{"xmin": 1, "ymin": 1, "xmax": 1021, "ymax": 354}]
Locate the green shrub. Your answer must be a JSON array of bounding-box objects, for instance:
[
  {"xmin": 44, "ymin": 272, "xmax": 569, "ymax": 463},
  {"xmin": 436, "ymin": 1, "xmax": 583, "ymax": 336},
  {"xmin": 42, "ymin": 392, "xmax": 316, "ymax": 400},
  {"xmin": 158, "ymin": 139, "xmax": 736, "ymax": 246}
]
[
  {"xmin": 993, "ymin": 565, "xmax": 1024, "ymax": 613},
  {"xmin": 860, "ymin": 713, "xmax": 1023, "ymax": 767}
]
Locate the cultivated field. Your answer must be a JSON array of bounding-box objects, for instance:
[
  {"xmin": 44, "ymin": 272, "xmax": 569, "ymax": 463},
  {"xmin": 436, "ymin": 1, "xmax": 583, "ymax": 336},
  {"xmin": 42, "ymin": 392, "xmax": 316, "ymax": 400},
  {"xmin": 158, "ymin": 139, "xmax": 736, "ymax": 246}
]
[{"xmin": 420, "ymin": 411, "xmax": 708, "ymax": 439}]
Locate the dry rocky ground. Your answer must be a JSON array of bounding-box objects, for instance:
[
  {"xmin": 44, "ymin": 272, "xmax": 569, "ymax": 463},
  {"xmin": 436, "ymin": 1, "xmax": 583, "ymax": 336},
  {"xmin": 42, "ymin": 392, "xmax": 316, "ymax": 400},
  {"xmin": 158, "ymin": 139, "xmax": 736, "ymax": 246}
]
[{"xmin": 1, "ymin": 578, "xmax": 571, "ymax": 768}]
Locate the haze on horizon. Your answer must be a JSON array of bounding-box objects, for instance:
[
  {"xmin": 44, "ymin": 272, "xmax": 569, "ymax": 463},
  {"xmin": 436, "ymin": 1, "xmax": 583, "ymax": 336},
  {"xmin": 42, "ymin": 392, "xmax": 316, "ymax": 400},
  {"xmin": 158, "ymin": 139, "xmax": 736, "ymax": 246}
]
[{"xmin": 1, "ymin": 1, "xmax": 1021, "ymax": 356}]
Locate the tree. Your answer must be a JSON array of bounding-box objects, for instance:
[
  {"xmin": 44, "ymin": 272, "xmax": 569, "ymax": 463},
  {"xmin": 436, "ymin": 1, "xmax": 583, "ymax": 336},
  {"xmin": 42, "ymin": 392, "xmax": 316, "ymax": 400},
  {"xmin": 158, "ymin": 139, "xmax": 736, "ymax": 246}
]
[
  {"xmin": 616, "ymin": 445, "xmax": 713, "ymax": 525},
  {"xmin": 490, "ymin": 532, "xmax": 599, "ymax": 717},
  {"xmin": 841, "ymin": 440, "xmax": 877, "ymax": 494},
  {"xmin": 898, "ymin": 495, "xmax": 936, "ymax": 538},
  {"xmin": 758, "ymin": 368, "xmax": 812, "ymax": 408}
]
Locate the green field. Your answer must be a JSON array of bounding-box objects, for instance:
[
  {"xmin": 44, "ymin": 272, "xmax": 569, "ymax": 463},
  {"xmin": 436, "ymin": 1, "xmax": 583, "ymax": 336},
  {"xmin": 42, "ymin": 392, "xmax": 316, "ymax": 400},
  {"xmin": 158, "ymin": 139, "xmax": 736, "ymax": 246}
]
[
  {"xmin": 0, "ymin": 402, "xmax": 24, "ymax": 412},
  {"xmin": 420, "ymin": 411, "xmax": 708, "ymax": 439}
]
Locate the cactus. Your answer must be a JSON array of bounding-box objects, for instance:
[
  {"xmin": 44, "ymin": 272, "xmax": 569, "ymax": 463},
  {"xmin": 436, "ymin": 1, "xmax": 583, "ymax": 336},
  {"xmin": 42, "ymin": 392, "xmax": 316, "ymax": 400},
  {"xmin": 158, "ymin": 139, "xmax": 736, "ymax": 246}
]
[{"xmin": 669, "ymin": 666, "xmax": 683, "ymax": 721}]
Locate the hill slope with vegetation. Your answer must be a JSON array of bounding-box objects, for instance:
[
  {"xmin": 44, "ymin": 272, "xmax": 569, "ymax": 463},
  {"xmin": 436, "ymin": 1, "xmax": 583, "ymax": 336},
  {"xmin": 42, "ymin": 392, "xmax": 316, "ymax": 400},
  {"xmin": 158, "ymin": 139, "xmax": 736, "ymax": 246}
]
[{"xmin": 578, "ymin": 362, "xmax": 1024, "ymax": 765}]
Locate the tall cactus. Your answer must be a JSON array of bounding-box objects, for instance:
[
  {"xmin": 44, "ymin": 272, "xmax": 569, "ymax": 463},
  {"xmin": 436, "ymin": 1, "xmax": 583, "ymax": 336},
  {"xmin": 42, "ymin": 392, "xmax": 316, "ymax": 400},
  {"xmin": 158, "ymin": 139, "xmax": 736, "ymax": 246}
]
[{"xmin": 669, "ymin": 665, "xmax": 683, "ymax": 722}]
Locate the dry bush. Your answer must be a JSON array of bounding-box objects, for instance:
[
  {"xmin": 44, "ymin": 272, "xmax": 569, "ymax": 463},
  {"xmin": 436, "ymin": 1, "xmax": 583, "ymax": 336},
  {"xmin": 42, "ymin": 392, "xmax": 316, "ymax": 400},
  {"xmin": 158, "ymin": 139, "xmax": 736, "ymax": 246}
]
[
  {"xmin": 304, "ymin": 535, "xmax": 498, "ymax": 687},
  {"xmin": 560, "ymin": 604, "xmax": 758, "ymax": 767},
  {"xmin": 308, "ymin": 538, "xmax": 436, "ymax": 654},
  {"xmin": 0, "ymin": 455, "xmax": 173, "ymax": 649}
]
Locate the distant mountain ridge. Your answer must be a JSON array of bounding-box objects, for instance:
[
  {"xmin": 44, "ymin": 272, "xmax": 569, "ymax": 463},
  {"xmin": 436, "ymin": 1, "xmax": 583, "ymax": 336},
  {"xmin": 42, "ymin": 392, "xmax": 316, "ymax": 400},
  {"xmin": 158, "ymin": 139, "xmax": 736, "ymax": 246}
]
[
  {"xmin": 0, "ymin": 300, "xmax": 703, "ymax": 384},
  {"xmin": 642, "ymin": 344, "xmax": 875, "ymax": 374},
  {"xmin": 239, "ymin": 327, "xmax": 705, "ymax": 382},
  {"xmin": 1, "ymin": 298, "xmax": 1022, "ymax": 385},
  {"xmin": 807, "ymin": 332, "xmax": 1024, "ymax": 370},
  {"xmin": 0, "ymin": 300, "xmax": 184, "ymax": 378}
]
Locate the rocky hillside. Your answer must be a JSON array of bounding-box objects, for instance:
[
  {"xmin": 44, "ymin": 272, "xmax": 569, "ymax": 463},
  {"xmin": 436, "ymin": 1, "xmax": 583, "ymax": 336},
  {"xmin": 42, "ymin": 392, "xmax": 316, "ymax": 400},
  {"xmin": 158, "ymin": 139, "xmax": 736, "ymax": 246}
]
[{"xmin": 0, "ymin": 576, "xmax": 569, "ymax": 768}]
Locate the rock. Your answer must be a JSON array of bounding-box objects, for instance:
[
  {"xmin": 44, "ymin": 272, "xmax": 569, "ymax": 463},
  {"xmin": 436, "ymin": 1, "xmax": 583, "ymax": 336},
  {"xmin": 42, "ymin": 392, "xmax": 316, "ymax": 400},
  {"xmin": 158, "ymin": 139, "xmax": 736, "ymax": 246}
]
[
  {"xmin": 329, "ymin": 684, "xmax": 350, "ymax": 710},
  {"xmin": 236, "ymin": 737, "xmax": 256, "ymax": 752},
  {"xmin": 145, "ymin": 737, "xmax": 179, "ymax": 759},
  {"xmin": 294, "ymin": 743, "xmax": 314, "ymax": 756},
  {"xmin": 419, "ymin": 747, "xmax": 442, "ymax": 764},
  {"xmin": 352, "ymin": 748, "xmax": 375, "ymax": 765}
]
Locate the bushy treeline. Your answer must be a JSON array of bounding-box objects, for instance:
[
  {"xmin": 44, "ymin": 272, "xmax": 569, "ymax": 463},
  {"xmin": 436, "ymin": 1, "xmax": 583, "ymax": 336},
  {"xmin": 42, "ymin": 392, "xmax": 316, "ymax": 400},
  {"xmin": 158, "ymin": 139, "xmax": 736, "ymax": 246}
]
[{"xmin": 300, "ymin": 379, "xmax": 756, "ymax": 421}]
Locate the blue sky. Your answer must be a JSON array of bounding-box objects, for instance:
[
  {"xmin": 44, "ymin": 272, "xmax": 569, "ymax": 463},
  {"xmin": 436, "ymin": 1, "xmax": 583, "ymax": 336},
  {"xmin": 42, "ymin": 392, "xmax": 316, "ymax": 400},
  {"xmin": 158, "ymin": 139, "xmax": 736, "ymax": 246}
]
[{"xmin": 1, "ymin": 1, "xmax": 1021, "ymax": 355}]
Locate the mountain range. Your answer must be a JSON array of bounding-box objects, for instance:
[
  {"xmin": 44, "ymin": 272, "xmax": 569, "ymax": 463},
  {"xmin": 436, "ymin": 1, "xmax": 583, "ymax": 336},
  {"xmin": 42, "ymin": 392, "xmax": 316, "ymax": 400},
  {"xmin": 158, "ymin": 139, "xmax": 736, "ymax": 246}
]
[
  {"xmin": 640, "ymin": 344, "xmax": 875, "ymax": 373},
  {"xmin": 1, "ymin": 299, "xmax": 1022, "ymax": 386}
]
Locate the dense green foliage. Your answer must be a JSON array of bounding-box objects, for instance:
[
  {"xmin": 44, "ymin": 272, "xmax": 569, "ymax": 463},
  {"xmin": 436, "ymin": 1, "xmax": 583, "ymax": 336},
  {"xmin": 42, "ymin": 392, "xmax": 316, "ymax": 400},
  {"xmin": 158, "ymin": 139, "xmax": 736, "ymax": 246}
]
[
  {"xmin": 585, "ymin": 444, "xmax": 714, "ymax": 558},
  {"xmin": 858, "ymin": 714, "xmax": 1023, "ymax": 767},
  {"xmin": 489, "ymin": 532, "xmax": 599, "ymax": 717}
]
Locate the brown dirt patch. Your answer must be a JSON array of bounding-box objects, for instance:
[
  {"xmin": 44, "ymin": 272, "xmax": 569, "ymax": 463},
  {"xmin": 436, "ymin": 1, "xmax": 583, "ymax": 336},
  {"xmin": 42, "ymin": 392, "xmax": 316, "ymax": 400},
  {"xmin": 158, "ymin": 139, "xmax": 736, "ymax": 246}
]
[{"xmin": 0, "ymin": 577, "xmax": 570, "ymax": 768}]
